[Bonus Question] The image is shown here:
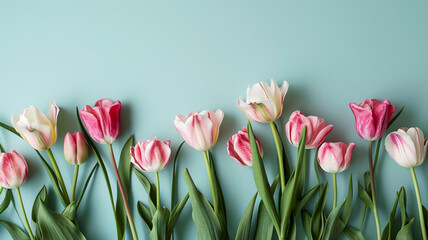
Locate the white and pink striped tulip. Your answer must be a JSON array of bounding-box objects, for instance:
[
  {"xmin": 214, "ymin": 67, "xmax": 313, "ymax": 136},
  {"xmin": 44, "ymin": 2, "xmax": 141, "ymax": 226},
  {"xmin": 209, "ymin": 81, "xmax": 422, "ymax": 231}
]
[
  {"xmin": 130, "ymin": 137, "xmax": 171, "ymax": 172},
  {"xmin": 237, "ymin": 79, "xmax": 289, "ymax": 123},
  {"xmin": 64, "ymin": 131, "xmax": 89, "ymax": 165},
  {"xmin": 318, "ymin": 142, "xmax": 356, "ymax": 173},
  {"xmin": 285, "ymin": 111, "xmax": 334, "ymax": 149},
  {"xmin": 227, "ymin": 127, "xmax": 263, "ymax": 167},
  {"xmin": 174, "ymin": 110, "xmax": 224, "ymax": 152},
  {"xmin": 385, "ymin": 127, "xmax": 428, "ymax": 168},
  {"xmin": 80, "ymin": 99, "xmax": 121, "ymax": 145},
  {"xmin": 0, "ymin": 150, "xmax": 28, "ymax": 189},
  {"xmin": 11, "ymin": 100, "xmax": 59, "ymax": 151}
]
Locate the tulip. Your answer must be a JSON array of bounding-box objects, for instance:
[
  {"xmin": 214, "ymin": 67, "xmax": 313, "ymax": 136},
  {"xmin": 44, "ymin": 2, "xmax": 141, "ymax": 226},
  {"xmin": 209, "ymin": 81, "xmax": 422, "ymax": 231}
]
[
  {"xmin": 11, "ymin": 100, "xmax": 59, "ymax": 151},
  {"xmin": 173, "ymin": 110, "xmax": 224, "ymax": 152},
  {"xmin": 318, "ymin": 142, "xmax": 355, "ymax": 174},
  {"xmin": 80, "ymin": 99, "xmax": 121, "ymax": 145},
  {"xmin": 227, "ymin": 127, "xmax": 263, "ymax": 166},
  {"xmin": 349, "ymin": 99, "xmax": 395, "ymax": 141},
  {"xmin": 0, "ymin": 150, "xmax": 28, "ymax": 189},
  {"xmin": 130, "ymin": 138, "xmax": 172, "ymax": 172},
  {"xmin": 64, "ymin": 131, "xmax": 89, "ymax": 165},
  {"xmin": 237, "ymin": 79, "xmax": 289, "ymax": 123},
  {"xmin": 285, "ymin": 111, "xmax": 334, "ymax": 149}
]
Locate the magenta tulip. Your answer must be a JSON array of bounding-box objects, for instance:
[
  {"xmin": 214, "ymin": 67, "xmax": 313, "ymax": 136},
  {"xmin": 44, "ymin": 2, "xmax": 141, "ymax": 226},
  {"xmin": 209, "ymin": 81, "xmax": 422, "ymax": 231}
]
[
  {"xmin": 130, "ymin": 137, "xmax": 171, "ymax": 172},
  {"xmin": 0, "ymin": 150, "xmax": 28, "ymax": 189},
  {"xmin": 318, "ymin": 142, "xmax": 356, "ymax": 173},
  {"xmin": 349, "ymin": 99, "xmax": 395, "ymax": 141},
  {"xmin": 64, "ymin": 131, "xmax": 89, "ymax": 165},
  {"xmin": 227, "ymin": 127, "xmax": 263, "ymax": 166},
  {"xmin": 80, "ymin": 99, "xmax": 121, "ymax": 144},
  {"xmin": 285, "ymin": 111, "xmax": 334, "ymax": 149},
  {"xmin": 174, "ymin": 110, "xmax": 224, "ymax": 151}
]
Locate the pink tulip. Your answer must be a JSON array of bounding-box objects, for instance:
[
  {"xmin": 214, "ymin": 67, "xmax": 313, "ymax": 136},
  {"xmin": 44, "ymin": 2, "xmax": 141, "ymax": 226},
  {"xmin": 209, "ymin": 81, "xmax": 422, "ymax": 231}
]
[
  {"xmin": 237, "ymin": 79, "xmax": 289, "ymax": 123},
  {"xmin": 285, "ymin": 111, "xmax": 334, "ymax": 149},
  {"xmin": 174, "ymin": 110, "xmax": 224, "ymax": 151},
  {"xmin": 318, "ymin": 142, "xmax": 356, "ymax": 173},
  {"xmin": 130, "ymin": 137, "xmax": 171, "ymax": 172},
  {"xmin": 349, "ymin": 99, "xmax": 395, "ymax": 141},
  {"xmin": 385, "ymin": 127, "xmax": 428, "ymax": 168},
  {"xmin": 64, "ymin": 131, "xmax": 89, "ymax": 165},
  {"xmin": 11, "ymin": 100, "xmax": 59, "ymax": 150},
  {"xmin": 227, "ymin": 127, "xmax": 263, "ymax": 166},
  {"xmin": 0, "ymin": 150, "xmax": 28, "ymax": 189},
  {"xmin": 80, "ymin": 99, "xmax": 121, "ymax": 144}
]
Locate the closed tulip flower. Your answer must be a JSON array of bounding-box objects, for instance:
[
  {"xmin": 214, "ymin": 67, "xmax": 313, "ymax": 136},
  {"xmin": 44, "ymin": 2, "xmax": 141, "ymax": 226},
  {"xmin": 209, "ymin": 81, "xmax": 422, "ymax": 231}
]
[
  {"xmin": 80, "ymin": 99, "xmax": 121, "ymax": 144},
  {"xmin": 349, "ymin": 99, "xmax": 395, "ymax": 141},
  {"xmin": 318, "ymin": 142, "xmax": 356, "ymax": 173},
  {"xmin": 64, "ymin": 131, "xmax": 89, "ymax": 165},
  {"xmin": 227, "ymin": 127, "xmax": 263, "ymax": 167},
  {"xmin": 174, "ymin": 110, "xmax": 224, "ymax": 152},
  {"xmin": 0, "ymin": 150, "xmax": 28, "ymax": 189},
  {"xmin": 285, "ymin": 111, "xmax": 334, "ymax": 149},
  {"xmin": 385, "ymin": 127, "xmax": 427, "ymax": 168},
  {"xmin": 237, "ymin": 79, "xmax": 289, "ymax": 123},
  {"xmin": 11, "ymin": 100, "xmax": 59, "ymax": 151},
  {"xmin": 130, "ymin": 137, "xmax": 171, "ymax": 172}
]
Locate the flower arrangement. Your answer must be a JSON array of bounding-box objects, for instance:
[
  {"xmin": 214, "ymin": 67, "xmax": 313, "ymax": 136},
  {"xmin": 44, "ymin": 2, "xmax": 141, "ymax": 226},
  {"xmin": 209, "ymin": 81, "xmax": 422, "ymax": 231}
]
[{"xmin": 0, "ymin": 79, "xmax": 426, "ymax": 240}]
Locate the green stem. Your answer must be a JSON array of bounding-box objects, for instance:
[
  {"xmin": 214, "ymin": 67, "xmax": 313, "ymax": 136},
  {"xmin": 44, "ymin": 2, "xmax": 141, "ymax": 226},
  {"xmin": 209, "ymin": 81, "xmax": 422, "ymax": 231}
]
[
  {"xmin": 270, "ymin": 122, "xmax": 285, "ymax": 192},
  {"xmin": 203, "ymin": 151, "xmax": 218, "ymax": 215},
  {"xmin": 0, "ymin": 143, "xmax": 5, "ymax": 153},
  {"xmin": 155, "ymin": 171, "xmax": 160, "ymax": 207},
  {"xmin": 46, "ymin": 148, "xmax": 70, "ymax": 204},
  {"xmin": 108, "ymin": 144, "xmax": 138, "ymax": 240},
  {"xmin": 16, "ymin": 188, "xmax": 34, "ymax": 240},
  {"xmin": 333, "ymin": 173, "xmax": 337, "ymax": 209},
  {"xmin": 71, "ymin": 165, "xmax": 79, "ymax": 202},
  {"xmin": 368, "ymin": 141, "xmax": 381, "ymax": 240},
  {"xmin": 410, "ymin": 168, "xmax": 427, "ymax": 240},
  {"xmin": 373, "ymin": 138, "xmax": 382, "ymax": 174}
]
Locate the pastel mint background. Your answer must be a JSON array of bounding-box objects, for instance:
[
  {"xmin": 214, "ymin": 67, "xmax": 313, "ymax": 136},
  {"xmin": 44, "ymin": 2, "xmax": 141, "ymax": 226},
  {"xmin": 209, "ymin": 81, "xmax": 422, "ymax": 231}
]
[{"xmin": 1, "ymin": 1, "xmax": 427, "ymax": 239}]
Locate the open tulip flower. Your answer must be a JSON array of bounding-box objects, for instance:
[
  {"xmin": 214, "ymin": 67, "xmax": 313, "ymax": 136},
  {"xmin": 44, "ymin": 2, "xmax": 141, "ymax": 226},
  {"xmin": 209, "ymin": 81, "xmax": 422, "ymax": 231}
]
[
  {"xmin": 227, "ymin": 127, "xmax": 263, "ymax": 167},
  {"xmin": 130, "ymin": 137, "xmax": 171, "ymax": 172}
]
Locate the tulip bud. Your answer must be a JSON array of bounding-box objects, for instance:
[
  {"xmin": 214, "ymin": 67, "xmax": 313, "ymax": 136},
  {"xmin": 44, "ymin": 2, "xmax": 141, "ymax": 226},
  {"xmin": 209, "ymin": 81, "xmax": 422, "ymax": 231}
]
[
  {"xmin": 130, "ymin": 137, "xmax": 171, "ymax": 172},
  {"xmin": 64, "ymin": 131, "xmax": 89, "ymax": 165},
  {"xmin": 0, "ymin": 150, "xmax": 28, "ymax": 189},
  {"xmin": 385, "ymin": 127, "xmax": 427, "ymax": 168},
  {"xmin": 318, "ymin": 142, "xmax": 356, "ymax": 173},
  {"xmin": 227, "ymin": 127, "xmax": 263, "ymax": 166}
]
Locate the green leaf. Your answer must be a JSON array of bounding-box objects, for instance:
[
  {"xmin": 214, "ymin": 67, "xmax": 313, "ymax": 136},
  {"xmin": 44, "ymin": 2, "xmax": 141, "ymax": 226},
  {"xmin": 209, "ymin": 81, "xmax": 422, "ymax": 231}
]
[
  {"xmin": 398, "ymin": 187, "xmax": 408, "ymax": 227},
  {"xmin": 254, "ymin": 176, "xmax": 279, "ymax": 240},
  {"xmin": 0, "ymin": 220, "xmax": 30, "ymax": 240},
  {"xmin": 167, "ymin": 193, "xmax": 189, "ymax": 238},
  {"xmin": 396, "ymin": 218, "xmax": 414, "ymax": 240},
  {"xmin": 183, "ymin": 168, "xmax": 221, "ymax": 240},
  {"xmin": 133, "ymin": 167, "xmax": 157, "ymax": 214},
  {"xmin": 423, "ymin": 205, "xmax": 428, "ymax": 231},
  {"xmin": 235, "ymin": 193, "xmax": 257, "ymax": 240},
  {"xmin": 0, "ymin": 121, "xmax": 20, "ymax": 136},
  {"xmin": 247, "ymin": 121, "xmax": 280, "ymax": 235},
  {"xmin": 0, "ymin": 189, "xmax": 12, "ymax": 214},
  {"xmin": 137, "ymin": 201, "xmax": 152, "ymax": 230},
  {"xmin": 358, "ymin": 181, "xmax": 373, "ymax": 211},
  {"xmin": 293, "ymin": 184, "xmax": 320, "ymax": 220},
  {"xmin": 171, "ymin": 141, "xmax": 185, "ymax": 210},
  {"xmin": 382, "ymin": 189, "xmax": 400, "ymax": 240},
  {"xmin": 323, "ymin": 198, "xmax": 347, "ymax": 240},
  {"xmin": 341, "ymin": 175, "xmax": 353, "ymax": 225},
  {"xmin": 387, "ymin": 106, "xmax": 404, "ymax": 129},
  {"xmin": 150, "ymin": 206, "xmax": 170, "ymax": 240},
  {"xmin": 61, "ymin": 202, "xmax": 77, "ymax": 221},
  {"xmin": 302, "ymin": 210, "xmax": 312, "ymax": 240},
  {"xmin": 115, "ymin": 134, "xmax": 134, "ymax": 240},
  {"xmin": 271, "ymin": 121, "xmax": 291, "ymax": 182},
  {"xmin": 32, "ymin": 186, "xmax": 47, "ymax": 222},
  {"xmin": 76, "ymin": 163, "xmax": 99, "ymax": 209},
  {"xmin": 343, "ymin": 225, "xmax": 364, "ymax": 240},
  {"xmin": 310, "ymin": 183, "xmax": 328, "ymax": 240}
]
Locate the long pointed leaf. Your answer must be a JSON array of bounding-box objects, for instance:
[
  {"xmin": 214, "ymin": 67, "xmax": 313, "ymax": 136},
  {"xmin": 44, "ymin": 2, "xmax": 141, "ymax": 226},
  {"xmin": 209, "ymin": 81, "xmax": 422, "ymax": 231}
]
[
  {"xmin": 323, "ymin": 198, "xmax": 347, "ymax": 240},
  {"xmin": 0, "ymin": 220, "xmax": 30, "ymax": 240},
  {"xmin": 310, "ymin": 183, "xmax": 328, "ymax": 240},
  {"xmin": 0, "ymin": 189, "xmax": 12, "ymax": 214},
  {"xmin": 235, "ymin": 192, "xmax": 257, "ymax": 240},
  {"xmin": 167, "ymin": 193, "xmax": 190, "ymax": 237},
  {"xmin": 137, "ymin": 201, "xmax": 153, "ymax": 230},
  {"xmin": 254, "ymin": 176, "xmax": 279, "ymax": 240},
  {"xmin": 133, "ymin": 167, "xmax": 157, "ymax": 214},
  {"xmin": 76, "ymin": 163, "xmax": 99, "ymax": 209},
  {"xmin": 341, "ymin": 175, "xmax": 353, "ymax": 225},
  {"xmin": 150, "ymin": 207, "xmax": 170, "ymax": 240}
]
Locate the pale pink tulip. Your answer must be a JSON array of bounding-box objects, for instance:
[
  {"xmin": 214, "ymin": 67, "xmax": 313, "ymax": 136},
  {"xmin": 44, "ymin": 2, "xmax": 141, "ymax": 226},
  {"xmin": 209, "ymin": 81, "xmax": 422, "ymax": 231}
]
[
  {"xmin": 385, "ymin": 127, "xmax": 428, "ymax": 168},
  {"xmin": 285, "ymin": 111, "xmax": 334, "ymax": 149},
  {"xmin": 174, "ymin": 110, "xmax": 224, "ymax": 151},
  {"xmin": 227, "ymin": 127, "xmax": 263, "ymax": 166},
  {"xmin": 130, "ymin": 137, "xmax": 171, "ymax": 172},
  {"xmin": 349, "ymin": 99, "xmax": 395, "ymax": 141},
  {"xmin": 0, "ymin": 150, "xmax": 28, "ymax": 189},
  {"xmin": 11, "ymin": 100, "xmax": 59, "ymax": 150},
  {"xmin": 64, "ymin": 131, "xmax": 89, "ymax": 165},
  {"xmin": 237, "ymin": 79, "xmax": 289, "ymax": 123},
  {"xmin": 80, "ymin": 99, "xmax": 121, "ymax": 144},
  {"xmin": 318, "ymin": 142, "xmax": 356, "ymax": 173}
]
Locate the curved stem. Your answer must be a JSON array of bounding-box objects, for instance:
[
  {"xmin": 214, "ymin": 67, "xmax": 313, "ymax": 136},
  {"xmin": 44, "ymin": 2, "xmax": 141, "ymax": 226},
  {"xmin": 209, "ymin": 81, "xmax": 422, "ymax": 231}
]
[
  {"xmin": 71, "ymin": 165, "xmax": 79, "ymax": 202},
  {"xmin": 333, "ymin": 173, "xmax": 337, "ymax": 209},
  {"xmin": 155, "ymin": 171, "xmax": 160, "ymax": 207},
  {"xmin": 203, "ymin": 151, "xmax": 218, "ymax": 215},
  {"xmin": 368, "ymin": 141, "xmax": 381, "ymax": 240},
  {"xmin": 108, "ymin": 144, "xmax": 138, "ymax": 240},
  {"xmin": 46, "ymin": 148, "xmax": 70, "ymax": 204},
  {"xmin": 410, "ymin": 167, "xmax": 427, "ymax": 240},
  {"xmin": 270, "ymin": 122, "xmax": 285, "ymax": 192},
  {"xmin": 16, "ymin": 188, "xmax": 34, "ymax": 240}
]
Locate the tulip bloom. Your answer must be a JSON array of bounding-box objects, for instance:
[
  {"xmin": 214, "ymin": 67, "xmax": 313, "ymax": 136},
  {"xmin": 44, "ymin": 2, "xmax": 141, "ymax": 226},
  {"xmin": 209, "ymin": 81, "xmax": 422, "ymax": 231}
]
[
  {"xmin": 130, "ymin": 138, "xmax": 172, "ymax": 172},
  {"xmin": 0, "ymin": 150, "xmax": 28, "ymax": 189},
  {"xmin": 237, "ymin": 79, "xmax": 289, "ymax": 123},
  {"xmin": 349, "ymin": 99, "xmax": 395, "ymax": 141},
  {"xmin": 80, "ymin": 99, "xmax": 121, "ymax": 145},
  {"xmin": 11, "ymin": 100, "xmax": 59, "ymax": 151},
  {"xmin": 385, "ymin": 127, "xmax": 427, "ymax": 168},
  {"xmin": 64, "ymin": 131, "xmax": 89, "ymax": 165},
  {"xmin": 174, "ymin": 110, "xmax": 224, "ymax": 152},
  {"xmin": 318, "ymin": 142, "xmax": 356, "ymax": 173},
  {"xmin": 227, "ymin": 127, "xmax": 263, "ymax": 167},
  {"xmin": 285, "ymin": 111, "xmax": 334, "ymax": 149}
]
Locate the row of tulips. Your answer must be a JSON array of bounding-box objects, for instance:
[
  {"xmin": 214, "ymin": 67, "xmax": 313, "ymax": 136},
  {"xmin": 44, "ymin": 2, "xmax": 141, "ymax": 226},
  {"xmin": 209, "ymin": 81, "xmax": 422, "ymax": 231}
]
[{"xmin": 0, "ymin": 80, "xmax": 426, "ymax": 240}]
